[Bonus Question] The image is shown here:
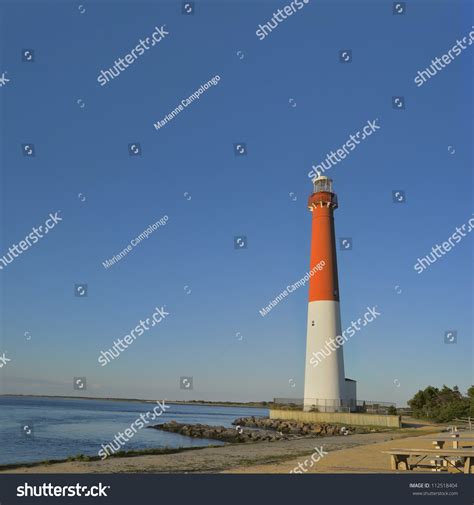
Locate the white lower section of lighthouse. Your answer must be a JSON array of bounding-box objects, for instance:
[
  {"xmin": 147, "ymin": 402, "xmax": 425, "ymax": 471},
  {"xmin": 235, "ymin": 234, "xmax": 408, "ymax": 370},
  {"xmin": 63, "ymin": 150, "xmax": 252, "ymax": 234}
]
[{"xmin": 303, "ymin": 300, "xmax": 355, "ymax": 412}]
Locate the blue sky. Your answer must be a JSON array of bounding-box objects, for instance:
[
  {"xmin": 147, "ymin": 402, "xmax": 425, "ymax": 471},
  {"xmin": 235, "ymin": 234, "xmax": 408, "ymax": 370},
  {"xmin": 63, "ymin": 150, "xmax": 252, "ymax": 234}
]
[{"xmin": 0, "ymin": 0, "xmax": 472, "ymax": 406}]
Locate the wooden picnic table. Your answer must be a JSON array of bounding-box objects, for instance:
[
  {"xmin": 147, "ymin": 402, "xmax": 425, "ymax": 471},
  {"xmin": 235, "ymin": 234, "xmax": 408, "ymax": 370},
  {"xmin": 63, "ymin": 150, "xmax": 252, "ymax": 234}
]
[
  {"xmin": 382, "ymin": 448, "xmax": 474, "ymax": 474},
  {"xmin": 419, "ymin": 434, "xmax": 474, "ymax": 449}
]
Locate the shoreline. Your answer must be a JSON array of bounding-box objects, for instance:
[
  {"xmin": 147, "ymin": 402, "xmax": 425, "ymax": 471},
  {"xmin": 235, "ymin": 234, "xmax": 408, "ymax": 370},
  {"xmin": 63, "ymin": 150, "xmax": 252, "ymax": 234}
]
[
  {"xmin": 2, "ymin": 416, "xmax": 378, "ymax": 470},
  {"xmin": 1, "ymin": 411, "xmax": 441, "ymax": 472},
  {"xmin": 0, "ymin": 394, "xmax": 271, "ymax": 409},
  {"xmin": 3, "ymin": 398, "xmax": 443, "ymax": 473},
  {"xmin": 0, "ymin": 426, "xmax": 442, "ymax": 474}
]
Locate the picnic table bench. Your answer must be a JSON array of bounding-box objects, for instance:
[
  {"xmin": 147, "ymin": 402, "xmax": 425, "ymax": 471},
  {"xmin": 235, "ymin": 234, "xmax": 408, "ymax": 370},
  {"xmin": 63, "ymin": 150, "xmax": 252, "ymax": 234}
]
[{"xmin": 382, "ymin": 448, "xmax": 474, "ymax": 474}]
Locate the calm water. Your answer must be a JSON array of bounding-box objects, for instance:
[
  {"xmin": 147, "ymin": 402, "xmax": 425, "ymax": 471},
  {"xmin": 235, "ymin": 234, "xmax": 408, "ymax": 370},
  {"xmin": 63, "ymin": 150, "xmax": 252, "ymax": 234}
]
[{"xmin": 0, "ymin": 396, "xmax": 268, "ymax": 466}]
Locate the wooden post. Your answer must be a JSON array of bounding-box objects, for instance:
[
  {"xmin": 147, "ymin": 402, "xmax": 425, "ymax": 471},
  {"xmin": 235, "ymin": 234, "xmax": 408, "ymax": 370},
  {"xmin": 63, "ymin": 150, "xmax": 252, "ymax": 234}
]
[
  {"xmin": 463, "ymin": 456, "xmax": 472, "ymax": 474},
  {"xmin": 390, "ymin": 455, "xmax": 397, "ymax": 470}
]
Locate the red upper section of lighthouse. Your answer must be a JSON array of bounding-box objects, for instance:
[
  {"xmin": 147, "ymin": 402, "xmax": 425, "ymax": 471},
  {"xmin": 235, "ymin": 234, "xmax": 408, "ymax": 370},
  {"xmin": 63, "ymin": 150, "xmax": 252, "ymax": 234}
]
[{"xmin": 307, "ymin": 178, "xmax": 340, "ymax": 302}]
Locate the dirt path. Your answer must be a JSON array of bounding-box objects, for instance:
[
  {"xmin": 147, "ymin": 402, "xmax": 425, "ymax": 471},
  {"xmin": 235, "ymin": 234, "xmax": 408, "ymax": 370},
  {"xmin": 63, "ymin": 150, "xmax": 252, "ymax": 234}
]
[
  {"xmin": 225, "ymin": 431, "xmax": 442, "ymax": 473},
  {"xmin": 1, "ymin": 427, "xmax": 440, "ymax": 474}
]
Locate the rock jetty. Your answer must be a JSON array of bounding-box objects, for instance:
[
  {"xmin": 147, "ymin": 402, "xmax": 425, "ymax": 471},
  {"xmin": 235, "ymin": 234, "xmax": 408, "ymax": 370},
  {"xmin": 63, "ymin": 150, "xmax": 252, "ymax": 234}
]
[
  {"xmin": 149, "ymin": 417, "xmax": 376, "ymax": 443},
  {"xmin": 232, "ymin": 416, "xmax": 372, "ymax": 436},
  {"xmin": 149, "ymin": 421, "xmax": 287, "ymax": 443}
]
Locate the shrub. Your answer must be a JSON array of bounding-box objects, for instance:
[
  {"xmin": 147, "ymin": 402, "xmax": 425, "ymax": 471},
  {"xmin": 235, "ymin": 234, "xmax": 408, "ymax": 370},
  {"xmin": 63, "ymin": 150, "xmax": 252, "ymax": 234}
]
[{"xmin": 407, "ymin": 385, "xmax": 472, "ymax": 422}]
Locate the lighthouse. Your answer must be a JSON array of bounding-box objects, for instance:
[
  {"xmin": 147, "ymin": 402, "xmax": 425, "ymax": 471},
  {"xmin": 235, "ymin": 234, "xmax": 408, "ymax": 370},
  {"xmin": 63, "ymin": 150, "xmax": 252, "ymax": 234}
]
[{"xmin": 303, "ymin": 176, "xmax": 356, "ymax": 412}]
